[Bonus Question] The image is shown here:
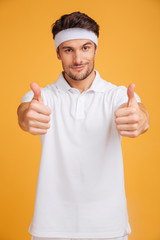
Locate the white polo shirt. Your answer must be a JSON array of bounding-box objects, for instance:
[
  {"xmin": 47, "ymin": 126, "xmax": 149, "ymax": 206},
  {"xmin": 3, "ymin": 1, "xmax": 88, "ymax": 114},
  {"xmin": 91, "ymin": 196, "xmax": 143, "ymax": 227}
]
[{"xmin": 21, "ymin": 70, "xmax": 141, "ymax": 239}]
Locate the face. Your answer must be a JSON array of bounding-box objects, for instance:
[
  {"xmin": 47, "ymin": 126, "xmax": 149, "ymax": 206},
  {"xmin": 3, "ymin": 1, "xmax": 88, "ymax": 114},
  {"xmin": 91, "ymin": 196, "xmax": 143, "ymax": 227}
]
[{"xmin": 56, "ymin": 39, "xmax": 97, "ymax": 81}]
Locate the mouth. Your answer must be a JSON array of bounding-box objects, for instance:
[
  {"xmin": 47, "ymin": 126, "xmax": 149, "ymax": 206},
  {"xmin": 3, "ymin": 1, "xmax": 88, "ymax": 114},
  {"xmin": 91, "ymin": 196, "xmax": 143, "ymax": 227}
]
[{"xmin": 71, "ymin": 65, "xmax": 85, "ymax": 71}]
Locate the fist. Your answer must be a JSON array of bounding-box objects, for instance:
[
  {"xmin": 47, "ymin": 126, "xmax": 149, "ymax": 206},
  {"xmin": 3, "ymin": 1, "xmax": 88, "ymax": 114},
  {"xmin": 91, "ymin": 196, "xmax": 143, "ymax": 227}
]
[
  {"xmin": 114, "ymin": 83, "xmax": 147, "ymax": 138},
  {"xmin": 24, "ymin": 82, "xmax": 52, "ymax": 135}
]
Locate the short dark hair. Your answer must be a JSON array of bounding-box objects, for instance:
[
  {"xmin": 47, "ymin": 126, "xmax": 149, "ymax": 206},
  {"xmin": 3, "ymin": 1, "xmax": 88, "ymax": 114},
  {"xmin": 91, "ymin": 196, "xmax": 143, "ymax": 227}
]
[{"xmin": 51, "ymin": 11, "xmax": 99, "ymax": 39}]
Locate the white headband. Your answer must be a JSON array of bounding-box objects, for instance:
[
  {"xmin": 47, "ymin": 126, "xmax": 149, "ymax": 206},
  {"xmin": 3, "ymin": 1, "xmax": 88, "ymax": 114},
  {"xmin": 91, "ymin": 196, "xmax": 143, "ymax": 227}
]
[{"xmin": 54, "ymin": 28, "xmax": 98, "ymax": 49}]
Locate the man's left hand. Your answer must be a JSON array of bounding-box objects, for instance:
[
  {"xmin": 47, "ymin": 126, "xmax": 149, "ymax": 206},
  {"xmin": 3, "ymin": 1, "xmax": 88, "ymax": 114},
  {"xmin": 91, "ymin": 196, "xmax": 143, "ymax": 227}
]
[{"xmin": 114, "ymin": 83, "xmax": 149, "ymax": 138}]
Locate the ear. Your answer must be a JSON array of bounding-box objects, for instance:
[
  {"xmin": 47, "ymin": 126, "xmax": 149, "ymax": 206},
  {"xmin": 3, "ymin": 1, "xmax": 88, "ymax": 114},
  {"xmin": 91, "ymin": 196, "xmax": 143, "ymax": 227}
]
[{"xmin": 56, "ymin": 48, "xmax": 61, "ymax": 60}]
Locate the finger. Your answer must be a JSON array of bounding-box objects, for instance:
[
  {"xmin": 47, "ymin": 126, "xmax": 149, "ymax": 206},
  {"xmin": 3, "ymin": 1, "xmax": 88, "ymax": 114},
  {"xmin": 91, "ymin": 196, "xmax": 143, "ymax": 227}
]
[
  {"xmin": 27, "ymin": 111, "xmax": 51, "ymax": 123},
  {"xmin": 28, "ymin": 120, "xmax": 50, "ymax": 129},
  {"xmin": 115, "ymin": 107, "xmax": 136, "ymax": 117},
  {"xmin": 29, "ymin": 102, "xmax": 51, "ymax": 115},
  {"xmin": 116, "ymin": 123, "xmax": 138, "ymax": 131},
  {"xmin": 115, "ymin": 115, "xmax": 139, "ymax": 124},
  {"xmin": 30, "ymin": 82, "xmax": 43, "ymax": 103},
  {"xmin": 119, "ymin": 130, "xmax": 139, "ymax": 138},
  {"xmin": 28, "ymin": 127, "xmax": 47, "ymax": 135},
  {"xmin": 127, "ymin": 83, "xmax": 137, "ymax": 107}
]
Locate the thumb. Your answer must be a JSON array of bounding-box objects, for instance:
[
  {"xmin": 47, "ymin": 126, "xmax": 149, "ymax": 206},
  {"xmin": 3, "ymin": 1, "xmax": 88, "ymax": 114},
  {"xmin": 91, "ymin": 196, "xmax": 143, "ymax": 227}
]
[
  {"xmin": 30, "ymin": 82, "xmax": 43, "ymax": 103},
  {"xmin": 127, "ymin": 83, "xmax": 137, "ymax": 107}
]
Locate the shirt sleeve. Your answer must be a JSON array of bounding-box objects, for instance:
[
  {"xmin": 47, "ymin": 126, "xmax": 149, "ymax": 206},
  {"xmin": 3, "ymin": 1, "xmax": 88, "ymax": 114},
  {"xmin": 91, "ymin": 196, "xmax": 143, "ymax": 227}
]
[
  {"xmin": 20, "ymin": 88, "xmax": 47, "ymax": 108},
  {"xmin": 20, "ymin": 90, "xmax": 34, "ymax": 103},
  {"xmin": 113, "ymin": 86, "xmax": 141, "ymax": 112}
]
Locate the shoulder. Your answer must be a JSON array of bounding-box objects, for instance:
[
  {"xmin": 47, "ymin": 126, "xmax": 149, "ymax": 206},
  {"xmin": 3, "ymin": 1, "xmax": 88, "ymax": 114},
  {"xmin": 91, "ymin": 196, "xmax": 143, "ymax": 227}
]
[
  {"xmin": 96, "ymin": 71, "xmax": 126, "ymax": 93},
  {"xmin": 41, "ymin": 73, "xmax": 62, "ymax": 97},
  {"xmin": 99, "ymin": 77, "xmax": 127, "ymax": 97},
  {"xmin": 97, "ymin": 73, "xmax": 128, "ymax": 110},
  {"xmin": 41, "ymin": 82, "xmax": 58, "ymax": 106}
]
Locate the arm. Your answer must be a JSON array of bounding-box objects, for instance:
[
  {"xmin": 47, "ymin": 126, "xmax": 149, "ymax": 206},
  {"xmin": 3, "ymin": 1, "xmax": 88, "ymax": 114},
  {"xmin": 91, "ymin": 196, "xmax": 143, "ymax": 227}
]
[{"xmin": 114, "ymin": 84, "xmax": 149, "ymax": 138}]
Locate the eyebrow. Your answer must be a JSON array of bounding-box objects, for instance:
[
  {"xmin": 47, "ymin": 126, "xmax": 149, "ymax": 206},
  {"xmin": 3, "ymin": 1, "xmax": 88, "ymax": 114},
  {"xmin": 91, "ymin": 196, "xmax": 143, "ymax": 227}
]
[{"xmin": 62, "ymin": 42, "xmax": 92, "ymax": 49}]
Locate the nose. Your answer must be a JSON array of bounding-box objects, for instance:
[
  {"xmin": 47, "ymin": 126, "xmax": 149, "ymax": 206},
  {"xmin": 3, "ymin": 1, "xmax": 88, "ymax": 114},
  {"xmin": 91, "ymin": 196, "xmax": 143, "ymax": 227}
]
[{"xmin": 73, "ymin": 50, "xmax": 82, "ymax": 65}]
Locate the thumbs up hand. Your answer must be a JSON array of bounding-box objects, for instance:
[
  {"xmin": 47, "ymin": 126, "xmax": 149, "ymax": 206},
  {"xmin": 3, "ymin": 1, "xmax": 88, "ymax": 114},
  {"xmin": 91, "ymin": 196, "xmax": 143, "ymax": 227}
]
[
  {"xmin": 23, "ymin": 83, "xmax": 52, "ymax": 135},
  {"xmin": 114, "ymin": 83, "xmax": 149, "ymax": 138}
]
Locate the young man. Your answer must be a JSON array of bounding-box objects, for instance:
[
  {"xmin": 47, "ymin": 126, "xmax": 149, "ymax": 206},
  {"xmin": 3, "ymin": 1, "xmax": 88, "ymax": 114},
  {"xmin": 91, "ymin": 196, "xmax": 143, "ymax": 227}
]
[{"xmin": 17, "ymin": 12, "xmax": 149, "ymax": 240}]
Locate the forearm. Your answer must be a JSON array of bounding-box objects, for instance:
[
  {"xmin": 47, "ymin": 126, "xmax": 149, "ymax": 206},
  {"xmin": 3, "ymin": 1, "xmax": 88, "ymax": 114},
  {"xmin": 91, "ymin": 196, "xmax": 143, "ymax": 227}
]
[{"xmin": 17, "ymin": 102, "xmax": 30, "ymax": 131}]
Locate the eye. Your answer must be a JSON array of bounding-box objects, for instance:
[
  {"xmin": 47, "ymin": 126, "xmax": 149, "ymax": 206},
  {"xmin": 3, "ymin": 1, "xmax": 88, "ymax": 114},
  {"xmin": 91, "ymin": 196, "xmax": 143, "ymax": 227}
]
[
  {"xmin": 65, "ymin": 49, "xmax": 72, "ymax": 53},
  {"xmin": 83, "ymin": 46, "xmax": 89, "ymax": 51}
]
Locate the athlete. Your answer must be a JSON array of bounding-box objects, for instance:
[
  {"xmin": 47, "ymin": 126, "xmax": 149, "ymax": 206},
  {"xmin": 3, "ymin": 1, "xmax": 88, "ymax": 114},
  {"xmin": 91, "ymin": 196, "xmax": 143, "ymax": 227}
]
[{"xmin": 17, "ymin": 11, "xmax": 149, "ymax": 240}]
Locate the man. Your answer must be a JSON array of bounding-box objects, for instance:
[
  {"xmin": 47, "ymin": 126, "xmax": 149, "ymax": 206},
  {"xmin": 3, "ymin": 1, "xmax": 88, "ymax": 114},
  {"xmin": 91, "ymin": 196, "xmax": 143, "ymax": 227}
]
[{"xmin": 17, "ymin": 11, "xmax": 149, "ymax": 240}]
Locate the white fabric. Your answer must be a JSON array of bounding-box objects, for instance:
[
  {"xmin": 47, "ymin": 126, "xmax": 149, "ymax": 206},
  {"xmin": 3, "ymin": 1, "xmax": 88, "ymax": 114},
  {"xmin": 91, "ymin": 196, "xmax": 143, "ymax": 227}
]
[
  {"xmin": 31, "ymin": 236, "xmax": 128, "ymax": 240},
  {"xmin": 54, "ymin": 28, "xmax": 98, "ymax": 48},
  {"xmin": 21, "ymin": 70, "xmax": 141, "ymax": 239}
]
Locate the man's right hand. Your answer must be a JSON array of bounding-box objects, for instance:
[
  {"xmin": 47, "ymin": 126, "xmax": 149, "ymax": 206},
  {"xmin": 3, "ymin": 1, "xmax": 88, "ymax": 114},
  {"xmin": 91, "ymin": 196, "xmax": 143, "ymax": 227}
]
[{"xmin": 17, "ymin": 83, "xmax": 51, "ymax": 135}]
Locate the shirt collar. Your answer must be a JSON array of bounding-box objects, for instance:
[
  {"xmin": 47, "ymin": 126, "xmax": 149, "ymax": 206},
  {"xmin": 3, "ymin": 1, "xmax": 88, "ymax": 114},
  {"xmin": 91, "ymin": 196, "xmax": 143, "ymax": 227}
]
[{"xmin": 55, "ymin": 70, "xmax": 106, "ymax": 93}]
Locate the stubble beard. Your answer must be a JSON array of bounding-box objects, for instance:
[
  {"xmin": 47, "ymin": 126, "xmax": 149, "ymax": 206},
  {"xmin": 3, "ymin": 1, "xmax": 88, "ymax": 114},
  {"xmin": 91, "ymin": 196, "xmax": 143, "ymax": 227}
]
[{"xmin": 63, "ymin": 61, "xmax": 95, "ymax": 81}]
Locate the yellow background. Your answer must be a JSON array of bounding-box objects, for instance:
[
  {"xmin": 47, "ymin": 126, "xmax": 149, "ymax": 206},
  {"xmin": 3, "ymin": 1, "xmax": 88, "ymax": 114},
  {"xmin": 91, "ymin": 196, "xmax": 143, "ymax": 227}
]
[{"xmin": 0, "ymin": 0, "xmax": 160, "ymax": 240}]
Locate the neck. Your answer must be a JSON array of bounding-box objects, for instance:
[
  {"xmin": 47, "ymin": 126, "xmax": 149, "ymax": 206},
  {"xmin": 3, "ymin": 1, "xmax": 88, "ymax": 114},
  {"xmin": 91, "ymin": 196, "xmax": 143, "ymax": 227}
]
[{"xmin": 63, "ymin": 69, "xmax": 96, "ymax": 93}]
